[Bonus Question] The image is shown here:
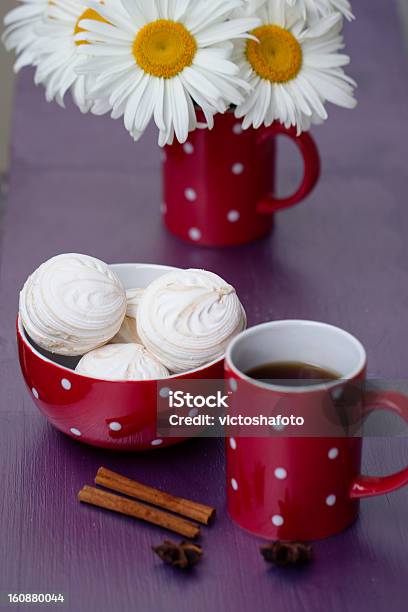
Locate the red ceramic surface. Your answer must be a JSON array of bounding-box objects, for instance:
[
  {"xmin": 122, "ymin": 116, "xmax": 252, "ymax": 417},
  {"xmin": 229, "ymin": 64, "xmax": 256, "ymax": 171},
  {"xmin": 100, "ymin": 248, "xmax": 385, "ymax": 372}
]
[
  {"xmin": 163, "ymin": 112, "xmax": 321, "ymax": 247},
  {"xmin": 17, "ymin": 264, "xmax": 224, "ymax": 451},
  {"xmin": 224, "ymin": 321, "xmax": 408, "ymax": 541}
]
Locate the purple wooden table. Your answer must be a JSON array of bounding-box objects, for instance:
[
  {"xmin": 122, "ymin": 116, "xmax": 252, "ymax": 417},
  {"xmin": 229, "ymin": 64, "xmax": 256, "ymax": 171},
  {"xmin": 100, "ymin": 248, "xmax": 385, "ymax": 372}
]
[{"xmin": 1, "ymin": 1, "xmax": 408, "ymax": 610}]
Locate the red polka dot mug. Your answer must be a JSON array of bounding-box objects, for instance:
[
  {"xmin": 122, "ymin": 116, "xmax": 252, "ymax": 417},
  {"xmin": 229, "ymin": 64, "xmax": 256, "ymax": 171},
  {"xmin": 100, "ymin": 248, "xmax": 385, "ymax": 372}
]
[
  {"xmin": 162, "ymin": 112, "xmax": 320, "ymax": 247},
  {"xmin": 225, "ymin": 320, "xmax": 408, "ymax": 541}
]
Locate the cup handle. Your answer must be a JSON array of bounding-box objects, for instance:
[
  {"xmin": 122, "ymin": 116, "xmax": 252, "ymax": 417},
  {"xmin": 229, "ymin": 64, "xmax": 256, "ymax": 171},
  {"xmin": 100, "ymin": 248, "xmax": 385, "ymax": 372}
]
[
  {"xmin": 350, "ymin": 390, "xmax": 408, "ymax": 499},
  {"xmin": 256, "ymin": 124, "xmax": 321, "ymax": 214}
]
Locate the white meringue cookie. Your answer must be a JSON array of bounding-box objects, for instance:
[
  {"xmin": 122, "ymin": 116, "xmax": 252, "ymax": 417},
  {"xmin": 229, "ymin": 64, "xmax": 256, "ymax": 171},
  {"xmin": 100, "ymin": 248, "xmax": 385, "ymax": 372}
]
[
  {"xmin": 111, "ymin": 316, "xmax": 141, "ymax": 344},
  {"xmin": 137, "ymin": 269, "xmax": 246, "ymax": 373},
  {"xmin": 111, "ymin": 288, "xmax": 144, "ymax": 344},
  {"xmin": 125, "ymin": 288, "xmax": 144, "ymax": 319},
  {"xmin": 19, "ymin": 253, "xmax": 126, "ymax": 356},
  {"xmin": 76, "ymin": 343, "xmax": 169, "ymax": 381}
]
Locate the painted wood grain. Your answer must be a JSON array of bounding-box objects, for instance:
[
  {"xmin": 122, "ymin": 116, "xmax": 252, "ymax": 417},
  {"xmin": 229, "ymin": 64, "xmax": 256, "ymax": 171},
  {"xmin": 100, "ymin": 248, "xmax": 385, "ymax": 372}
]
[{"xmin": 1, "ymin": 1, "xmax": 408, "ymax": 610}]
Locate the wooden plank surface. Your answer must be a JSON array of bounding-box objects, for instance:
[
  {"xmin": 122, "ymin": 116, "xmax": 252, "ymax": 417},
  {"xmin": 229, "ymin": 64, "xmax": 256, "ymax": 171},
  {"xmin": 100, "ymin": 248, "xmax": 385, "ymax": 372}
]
[{"xmin": 1, "ymin": 2, "xmax": 408, "ymax": 611}]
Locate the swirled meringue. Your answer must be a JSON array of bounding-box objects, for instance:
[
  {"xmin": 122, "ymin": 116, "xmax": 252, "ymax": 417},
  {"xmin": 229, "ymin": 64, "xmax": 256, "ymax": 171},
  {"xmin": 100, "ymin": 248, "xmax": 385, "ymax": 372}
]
[
  {"xmin": 76, "ymin": 343, "xmax": 169, "ymax": 381},
  {"xmin": 111, "ymin": 288, "xmax": 144, "ymax": 344},
  {"xmin": 137, "ymin": 269, "xmax": 246, "ymax": 373},
  {"xmin": 111, "ymin": 316, "xmax": 140, "ymax": 345},
  {"xmin": 19, "ymin": 253, "xmax": 126, "ymax": 356},
  {"xmin": 125, "ymin": 288, "xmax": 144, "ymax": 319}
]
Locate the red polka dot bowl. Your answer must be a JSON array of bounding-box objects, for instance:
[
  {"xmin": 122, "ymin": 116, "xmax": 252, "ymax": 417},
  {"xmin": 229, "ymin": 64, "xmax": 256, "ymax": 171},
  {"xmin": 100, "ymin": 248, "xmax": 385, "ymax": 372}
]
[{"xmin": 17, "ymin": 263, "xmax": 224, "ymax": 451}]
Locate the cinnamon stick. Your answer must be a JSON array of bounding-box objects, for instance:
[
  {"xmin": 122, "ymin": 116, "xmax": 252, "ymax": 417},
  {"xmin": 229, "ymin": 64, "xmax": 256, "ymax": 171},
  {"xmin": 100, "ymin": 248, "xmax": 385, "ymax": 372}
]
[
  {"xmin": 95, "ymin": 467, "xmax": 216, "ymax": 526},
  {"xmin": 78, "ymin": 486, "xmax": 200, "ymax": 539}
]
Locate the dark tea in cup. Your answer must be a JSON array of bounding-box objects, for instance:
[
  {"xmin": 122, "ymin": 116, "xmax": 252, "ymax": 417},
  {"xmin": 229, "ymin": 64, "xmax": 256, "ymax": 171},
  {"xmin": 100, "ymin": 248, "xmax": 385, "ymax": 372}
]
[{"xmin": 245, "ymin": 361, "xmax": 340, "ymax": 387}]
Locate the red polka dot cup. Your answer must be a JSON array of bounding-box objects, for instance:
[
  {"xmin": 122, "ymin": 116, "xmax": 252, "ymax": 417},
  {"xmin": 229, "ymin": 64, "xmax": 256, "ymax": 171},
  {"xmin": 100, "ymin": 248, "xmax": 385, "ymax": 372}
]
[
  {"xmin": 225, "ymin": 321, "xmax": 408, "ymax": 541},
  {"xmin": 17, "ymin": 263, "xmax": 224, "ymax": 451},
  {"xmin": 163, "ymin": 112, "xmax": 320, "ymax": 247}
]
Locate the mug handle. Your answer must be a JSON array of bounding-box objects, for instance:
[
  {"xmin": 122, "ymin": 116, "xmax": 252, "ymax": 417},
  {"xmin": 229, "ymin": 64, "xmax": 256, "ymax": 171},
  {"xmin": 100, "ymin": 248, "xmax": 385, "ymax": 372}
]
[
  {"xmin": 350, "ymin": 390, "xmax": 408, "ymax": 499},
  {"xmin": 256, "ymin": 124, "xmax": 321, "ymax": 214}
]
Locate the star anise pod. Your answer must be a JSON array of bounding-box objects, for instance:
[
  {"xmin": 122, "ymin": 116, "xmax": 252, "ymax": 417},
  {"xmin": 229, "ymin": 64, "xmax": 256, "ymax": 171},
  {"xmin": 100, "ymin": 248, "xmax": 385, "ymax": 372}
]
[
  {"xmin": 152, "ymin": 540, "xmax": 203, "ymax": 569},
  {"xmin": 260, "ymin": 541, "xmax": 313, "ymax": 567}
]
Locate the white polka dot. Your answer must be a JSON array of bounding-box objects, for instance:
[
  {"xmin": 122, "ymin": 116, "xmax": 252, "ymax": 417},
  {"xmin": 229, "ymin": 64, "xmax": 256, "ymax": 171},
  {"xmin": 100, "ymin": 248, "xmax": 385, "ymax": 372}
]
[
  {"xmin": 109, "ymin": 422, "xmax": 122, "ymax": 432},
  {"xmin": 188, "ymin": 227, "xmax": 202, "ymax": 242},
  {"xmin": 61, "ymin": 378, "xmax": 71, "ymax": 391},
  {"xmin": 183, "ymin": 142, "xmax": 194, "ymax": 154},
  {"xmin": 189, "ymin": 408, "xmax": 199, "ymax": 418},
  {"xmin": 32, "ymin": 387, "xmax": 39, "ymax": 399},
  {"xmin": 326, "ymin": 494, "xmax": 336, "ymax": 506},
  {"xmin": 274, "ymin": 468, "xmax": 287, "ymax": 480},
  {"xmin": 159, "ymin": 387, "xmax": 170, "ymax": 398},
  {"xmin": 70, "ymin": 428, "xmax": 81, "ymax": 437},
  {"xmin": 227, "ymin": 210, "xmax": 240, "ymax": 223},
  {"xmin": 331, "ymin": 387, "xmax": 343, "ymax": 401},
  {"xmin": 232, "ymin": 163, "xmax": 244, "ymax": 175},
  {"xmin": 229, "ymin": 378, "xmax": 238, "ymax": 392},
  {"xmin": 160, "ymin": 202, "xmax": 167, "ymax": 215},
  {"xmin": 272, "ymin": 514, "xmax": 284, "ymax": 527},
  {"xmin": 229, "ymin": 437, "xmax": 237, "ymax": 450},
  {"xmin": 231, "ymin": 478, "xmax": 239, "ymax": 491},
  {"xmin": 328, "ymin": 447, "xmax": 339, "ymax": 460},
  {"xmin": 185, "ymin": 188, "xmax": 197, "ymax": 201},
  {"xmin": 233, "ymin": 123, "xmax": 243, "ymax": 135},
  {"xmin": 151, "ymin": 438, "xmax": 163, "ymax": 446}
]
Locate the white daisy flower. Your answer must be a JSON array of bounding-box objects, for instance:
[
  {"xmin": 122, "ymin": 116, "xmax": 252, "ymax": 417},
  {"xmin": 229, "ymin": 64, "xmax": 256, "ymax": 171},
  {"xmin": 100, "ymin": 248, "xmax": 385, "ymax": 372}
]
[
  {"xmin": 2, "ymin": 0, "xmax": 48, "ymax": 72},
  {"xmin": 285, "ymin": 0, "xmax": 354, "ymax": 22},
  {"xmin": 32, "ymin": 0, "xmax": 114, "ymax": 113},
  {"xmin": 75, "ymin": 0, "xmax": 260, "ymax": 146},
  {"xmin": 234, "ymin": 3, "xmax": 356, "ymax": 133}
]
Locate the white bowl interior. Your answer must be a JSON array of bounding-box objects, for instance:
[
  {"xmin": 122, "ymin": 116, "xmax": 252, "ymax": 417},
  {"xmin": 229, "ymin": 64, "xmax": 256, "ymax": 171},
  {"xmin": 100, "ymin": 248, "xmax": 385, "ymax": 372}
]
[
  {"xmin": 19, "ymin": 263, "xmax": 225, "ymax": 380},
  {"xmin": 110, "ymin": 263, "xmax": 178, "ymax": 289}
]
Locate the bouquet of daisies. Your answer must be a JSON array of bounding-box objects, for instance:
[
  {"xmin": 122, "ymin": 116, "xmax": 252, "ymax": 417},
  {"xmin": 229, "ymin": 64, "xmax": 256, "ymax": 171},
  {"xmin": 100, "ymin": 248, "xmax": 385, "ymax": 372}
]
[{"xmin": 2, "ymin": 0, "xmax": 356, "ymax": 146}]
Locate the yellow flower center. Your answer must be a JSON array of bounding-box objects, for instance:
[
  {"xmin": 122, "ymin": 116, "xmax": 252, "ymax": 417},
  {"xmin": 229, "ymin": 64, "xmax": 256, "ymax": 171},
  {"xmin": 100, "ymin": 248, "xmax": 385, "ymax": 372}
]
[
  {"xmin": 74, "ymin": 8, "xmax": 108, "ymax": 46},
  {"xmin": 132, "ymin": 19, "xmax": 197, "ymax": 79},
  {"xmin": 246, "ymin": 25, "xmax": 303, "ymax": 83}
]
